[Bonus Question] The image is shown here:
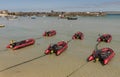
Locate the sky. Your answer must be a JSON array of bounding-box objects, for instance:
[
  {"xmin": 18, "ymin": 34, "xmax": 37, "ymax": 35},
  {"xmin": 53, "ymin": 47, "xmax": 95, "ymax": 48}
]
[{"xmin": 0, "ymin": 0, "xmax": 120, "ymax": 12}]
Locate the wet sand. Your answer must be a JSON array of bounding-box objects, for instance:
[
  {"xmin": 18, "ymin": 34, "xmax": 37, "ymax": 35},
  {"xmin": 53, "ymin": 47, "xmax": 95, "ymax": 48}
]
[{"xmin": 0, "ymin": 16, "xmax": 120, "ymax": 77}]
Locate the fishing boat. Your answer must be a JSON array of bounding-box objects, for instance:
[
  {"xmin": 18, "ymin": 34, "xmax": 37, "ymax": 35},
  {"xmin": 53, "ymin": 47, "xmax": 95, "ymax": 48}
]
[
  {"xmin": 6, "ymin": 38, "xmax": 35, "ymax": 50},
  {"xmin": 45, "ymin": 41, "xmax": 68, "ymax": 56},
  {"xmin": 67, "ymin": 17, "xmax": 78, "ymax": 20},
  {"xmin": 97, "ymin": 34, "xmax": 112, "ymax": 43},
  {"xmin": 43, "ymin": 30, "xmax": 56, "ymax": 37},
  {"xmin": 72, "ymin": 31, "xmax": 84, "ymax": 40},
  {"xmin": 87, "ymin": 48, "xmax": 115, "ymax": 65}
]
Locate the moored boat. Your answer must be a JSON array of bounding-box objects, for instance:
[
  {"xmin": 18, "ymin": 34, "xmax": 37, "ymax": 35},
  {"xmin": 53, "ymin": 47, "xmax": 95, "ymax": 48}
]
[
  {"xmin": 45, "ymin": 41, "xmax": 68, "ymax": 56},
  {"xmin": 87, "ymin": 47, "xmax": 115, "ymax": 65},
  {"xmin": 97, "ymin": 34, "xmax": 112, "ymax": 43},
  {"xmin": 72, "ymin": 31, "xmax": 84, "ymax": 40},
  {"xmin": 0, "ymin": 24, "xmax": 5, "ymax": 28},
  {"xmin": 6, "ymin": 38, "xmax": 35, "ymax": 50},
  {"xmin": 31, "ymin": 16, "xmax": 36, "ymax": 19},
  {"xmin": 43, "ymin": 30, "xmax": 56, "ymax": 37},
  {"xmin": 67, "ymin": 17, "xmax": 78, "ymax": 20}
]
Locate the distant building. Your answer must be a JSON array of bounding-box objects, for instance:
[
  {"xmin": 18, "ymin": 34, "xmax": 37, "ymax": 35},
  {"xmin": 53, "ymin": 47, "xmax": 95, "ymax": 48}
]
[
  {"xmin": 0, "ymin": 10, "xmax": 9, "ymax": 17},
  {"xmin": 0, "ymin": 10, "xmax": 8, "ymax": 14}
]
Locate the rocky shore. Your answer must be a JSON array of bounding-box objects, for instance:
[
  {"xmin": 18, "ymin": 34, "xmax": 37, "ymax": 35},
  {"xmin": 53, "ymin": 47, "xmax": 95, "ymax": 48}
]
[{"xmin": 0, "ymin": 10, "xmax": 106, "ymax": 17}]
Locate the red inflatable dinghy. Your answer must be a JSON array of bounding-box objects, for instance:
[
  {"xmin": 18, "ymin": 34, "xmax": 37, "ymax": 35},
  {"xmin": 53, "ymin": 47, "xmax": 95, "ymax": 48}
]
[
  {"xmin": 43, "ymin": 30, "xmax": 56, "ymax": 37},
  {"xmin": 87, "ymin": 48, "xmax": 115, "ymax": 65},
  {"xmin": 72, "ymin": 31, "xmax": 84, "ymax": 40},
  {"xmin": 6, "ymin": 38, "xmax": 35, "ymax": 50},
  {"xmin": 45, "ymin": 41, "xmax": 68, "ymax": 56},
  {"xmin": 97, "ymin": 34, "xmax": 112, "ymax": 43}
]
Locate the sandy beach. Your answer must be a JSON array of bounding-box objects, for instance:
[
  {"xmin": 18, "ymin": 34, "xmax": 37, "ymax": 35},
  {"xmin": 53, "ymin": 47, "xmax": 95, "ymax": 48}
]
[{"xmin": 0, "ymin": 16, "xmax": 120, "ymax": 77}]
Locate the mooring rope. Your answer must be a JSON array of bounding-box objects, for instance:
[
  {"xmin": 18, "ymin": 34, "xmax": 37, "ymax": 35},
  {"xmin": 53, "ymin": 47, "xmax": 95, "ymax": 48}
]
[
  {"xmin": 67, "ymin": 39, "xmax": 73, "ymax": 44},
  {"xmin": 0, "ymin": 54, "xmax": 46, "ymax": 72},
  {"xmin": 0, "ymin": 49, "xmax": 8, "ymax": 52},
  {"xmin": 66, "ymin": 62, "xmax": 88, "ymax": 77},
  {"xmin": 34, "ymin": 36, "xmax": 43, "ymax": 40}
]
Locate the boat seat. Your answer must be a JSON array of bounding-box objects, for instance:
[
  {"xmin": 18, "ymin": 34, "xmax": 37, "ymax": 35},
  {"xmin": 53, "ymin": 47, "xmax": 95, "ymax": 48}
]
[{"xmin": 100, "ymin": 52, "xmax": 108, "ymax": 59}]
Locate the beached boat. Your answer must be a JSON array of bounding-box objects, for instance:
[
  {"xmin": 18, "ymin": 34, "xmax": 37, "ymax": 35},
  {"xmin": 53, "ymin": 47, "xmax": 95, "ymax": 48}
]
[
  {"xmin": 6, "ymin": 38, "xmax": 35, "ymax": 50},
  {"xmin": 0, "ymin": 24, "xmax": 5, "ymax": 28},
  {"xmin": 45, "ymin": 41, "xmax": 68, "ymax": 56},
  {"xmin": 43, "ymin": 30, "xmax": 56, "ymax": 37},
  {"xmin": 87, "ymin": 48, "xmax": 115, "ymax": 65},
  {"xmin": 72, "ymin": 31, "xmax": 84, "ymax": 40},
  {"xmin": 67, "ymin": 17, "xmax": 78, "ymax": 20},
  {"xmin": 97, "ymin": 34, "xmax": 112, "ymax": 43}
]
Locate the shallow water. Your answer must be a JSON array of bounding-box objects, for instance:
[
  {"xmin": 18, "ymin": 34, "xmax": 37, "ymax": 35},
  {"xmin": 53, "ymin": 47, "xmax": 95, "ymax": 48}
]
[{"xmin": 0, "ymin": 15, "xmax": 120, "ymax": 77}]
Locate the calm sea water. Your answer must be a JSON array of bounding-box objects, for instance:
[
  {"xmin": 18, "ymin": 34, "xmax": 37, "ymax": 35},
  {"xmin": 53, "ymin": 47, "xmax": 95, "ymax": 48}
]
[{"xmin": 0, "ymin": 15, "xmax": 120, "ymax": 41}]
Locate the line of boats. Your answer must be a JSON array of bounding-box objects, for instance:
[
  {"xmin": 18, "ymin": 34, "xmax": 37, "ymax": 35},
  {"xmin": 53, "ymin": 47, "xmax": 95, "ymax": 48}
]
[{"xmin": 6, "ymin": 30, "xmax": 115, "ymax": 65}]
